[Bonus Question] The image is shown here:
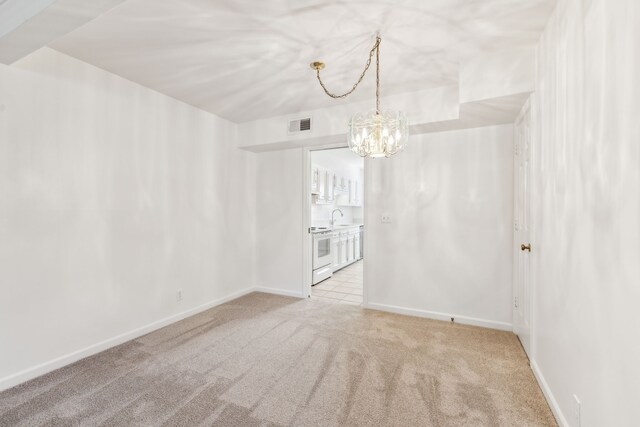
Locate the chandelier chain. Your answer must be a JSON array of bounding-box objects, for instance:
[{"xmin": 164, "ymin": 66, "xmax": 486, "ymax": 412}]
[
  {"xmin": 315, "ymin": 36, "xmax": 381, "ymax": 103},
  {"xmin": 310, "ymin": 34, "xmax": 407, "ymax": 158},
  {"xmin": 375, "ymin": 40, "xmax": 380, "ymax": 114}
]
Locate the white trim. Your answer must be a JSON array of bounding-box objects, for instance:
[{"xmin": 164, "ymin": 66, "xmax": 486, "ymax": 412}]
[
  {"xmin": 531, "ymin": 359, "xmax": 568, "ymax": 427},
  {"xmin": 362, "ymin": 156, "xmax": 371, "ymax": 307},
  {"xmin": 301, "ymin": 143, "xmax": 353, "ymax": 300},
  {"xmin": 0, "ymin": 286, "xmax": 255, "ymax": 392},
  {"xmin": 512, "ymin": 95, "xmax": 533, "ymax": 357},
  {"xmin": 253, "ymin": 286, "xmax": 305, "ymax": 299},
  {"xmin": 363, "ymin": 302, "xmax": 513, "ymax": 331},
  {"xmin": 301, "ymin": 147, "xmax": 312, "ymax": 298},
  {"xmin": 528, "ymin": 92, "xmax": 538, "ymax": 361}
]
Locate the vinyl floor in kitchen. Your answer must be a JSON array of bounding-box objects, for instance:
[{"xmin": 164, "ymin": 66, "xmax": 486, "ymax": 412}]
[{"xmin": 311, "ymin": 260, "xmax": 362, "ymax": 305}]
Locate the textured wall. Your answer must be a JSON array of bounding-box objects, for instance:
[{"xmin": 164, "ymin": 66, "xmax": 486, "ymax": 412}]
[
  {"xmin": 0, "ymin": 48, "xmax": 256, "ymax": 387},
  {"xmin": 365, "ymin": 125, "xmax": 514, "ymax": 329},
  {"xmin": 255, "ymin": 148, "xmax": 305, "ymax": 296},
  {"xmin": 531, "ymin": 0, "xmax": 640, "ymax": 425}
]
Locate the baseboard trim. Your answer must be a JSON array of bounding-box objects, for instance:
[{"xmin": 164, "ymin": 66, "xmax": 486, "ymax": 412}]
[
  {"xmin": 253, "ymin": 286, "xmax": 305, "ymax": 299},
  {"xmin": 530, "ymin": 359, "xmax": 568, "ymax": 427},
  {"xmin": 0, "ymin": 286, "xmax": 255, "ymax": 392},
  {"xmin": 0, "ymin": 290, "xmax": 512, "ymax": 392},
  {"xmin": 363, "ymin": 302, "xmax": 513, "ymax": 331}
]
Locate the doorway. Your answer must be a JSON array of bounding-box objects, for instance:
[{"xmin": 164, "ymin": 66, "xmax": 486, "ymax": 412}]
[
  {"xmin": 513, "ymin": 98, "xmax": 532, "ymax": 358},
  {"xmin": 304, "ymin": 147, "xmax": 364, "ymax": 305}
]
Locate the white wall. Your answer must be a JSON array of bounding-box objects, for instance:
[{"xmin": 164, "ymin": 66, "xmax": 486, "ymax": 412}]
[
  {"xmin": 238, "ymin": 45, "xmax": 536, "ymax": 153},
  {"xmin": 365, "ymin": 125, "xmax": 514, "ymax": 330},
  {"xmin": 254, "ymin": 126, "xmax": 514, "ymax": 327},
  {"xmin": 530, "ymin": 0, "xmax": 640, "ymax": 425},
  {"xmin": 255, "ymin": 148, "xmax": 305, "ymax": 297},
  {"xmin": 238, "ymin": 86, "xmax": 460, "ymax": 151},
  {"xmin": 459, "ymin": 47, "xmax": 535, "ymax": 104},
  {"xmin": 0, "ymin": 48, "xmax": 256, "ymax": 389},
  {"xmin": 3, "ymin": 4, "xmax": 637, "ymax": 424}
]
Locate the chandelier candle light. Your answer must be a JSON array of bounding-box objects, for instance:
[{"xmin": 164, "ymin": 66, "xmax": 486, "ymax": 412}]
[{"xmin": 310, "ymin": 35, "xmax": 408, "ymax": 158}]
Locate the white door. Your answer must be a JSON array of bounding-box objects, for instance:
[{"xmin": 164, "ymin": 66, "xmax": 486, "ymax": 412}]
[{"xmin": 513, "ymin": 100, "xmax": 532, "ymax": 358}]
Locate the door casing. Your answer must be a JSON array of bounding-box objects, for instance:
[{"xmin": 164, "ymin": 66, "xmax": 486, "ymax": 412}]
[
  {"xmin": 301, "ymin": 144, "xmax": 368, "ymax": 303},
  {"xmin": 513, "ymin": 97, "xmax": 533, "ymax": 358}
]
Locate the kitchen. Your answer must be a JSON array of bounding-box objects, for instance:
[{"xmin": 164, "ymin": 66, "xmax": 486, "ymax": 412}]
[{"xmin": 309, "ymin": 148, "xmax": 364, "ymax": 305}]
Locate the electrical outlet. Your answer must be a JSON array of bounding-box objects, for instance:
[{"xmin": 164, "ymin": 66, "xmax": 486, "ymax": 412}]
[
  {"xmin": 381, "ymin": 214, "xmax": 392, "ymax": 223},
  {"xmin": 573, "ymin": 394, "xmax": 581, "ymax": 427},
  {"xmin": 177, "ymin": 289, "xmax": 183, "ymax": 302}
]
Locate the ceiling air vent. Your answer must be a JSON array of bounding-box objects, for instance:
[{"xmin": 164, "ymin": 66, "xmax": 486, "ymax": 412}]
[{"xmin": 288, "ymin": 117, "xmax": 312, "ymax": 133}]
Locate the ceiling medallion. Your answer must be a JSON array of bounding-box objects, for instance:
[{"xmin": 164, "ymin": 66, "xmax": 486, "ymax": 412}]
[{"xmin": 310, "ymin": 35, "xmax": 408, "ymax": 158}]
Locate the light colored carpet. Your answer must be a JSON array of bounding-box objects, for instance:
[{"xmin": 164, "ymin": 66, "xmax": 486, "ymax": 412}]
[{"xmin": 0, "ymin": 293, "xmax": 556, "ymax": 426}]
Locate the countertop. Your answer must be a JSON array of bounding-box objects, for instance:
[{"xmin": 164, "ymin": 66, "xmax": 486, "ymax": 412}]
[{"xmin": 310, "ymin": 224, "xmax": 363, "ymax": 234}]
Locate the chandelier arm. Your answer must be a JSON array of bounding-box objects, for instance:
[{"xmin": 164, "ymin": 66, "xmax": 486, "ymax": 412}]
[{"xmin": 314, "ymin": 36, "xmax": 381, "ymax": 99}]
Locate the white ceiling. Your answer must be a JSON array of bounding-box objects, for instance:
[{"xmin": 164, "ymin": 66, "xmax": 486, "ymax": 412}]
[
  {"xmin": 0, "ymin": 0, "xmax": 127, "ymax": 64},
  {"xmin": 50, "ymin": 0, "xmax": 555, "ymax": 123}
]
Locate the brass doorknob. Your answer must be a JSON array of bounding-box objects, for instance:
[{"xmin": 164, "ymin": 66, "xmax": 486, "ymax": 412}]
[{"xmin": 521, "ymin": 243, "xmax": 531, "ymax": 252}]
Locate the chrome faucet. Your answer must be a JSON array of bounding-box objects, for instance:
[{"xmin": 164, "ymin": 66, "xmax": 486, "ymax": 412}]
[{"xmin": 331, "ymin": 208, "xmax": 344, "ymax": 226}]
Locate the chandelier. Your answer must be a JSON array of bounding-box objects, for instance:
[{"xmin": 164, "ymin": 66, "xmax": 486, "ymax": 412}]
[{"xmin": 311, "ymin": 35, "xmax": 408, "ymax": 158}]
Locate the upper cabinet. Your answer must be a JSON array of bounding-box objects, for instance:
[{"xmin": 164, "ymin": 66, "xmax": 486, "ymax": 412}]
[
  {"xmin": 336, "ymin": 175, "xmax": 348, "ymax": 194},
  {"xmin": 311, "ymin": 166, "xmax": 334, "ymax": 204},
  {"xmin": 311, "ymin": 164, "xmax": 361, "ymax": 207},
  {"xmin": 310, "ymin": 166, "xmax": 320, "ymax": 195},
  {"xmin": 326, "ymin": 172, "xmax": 335, "ymax": 202},
  {"xmin": 350, "ymin": 179, "xmax": 360, "ymax": 206}
]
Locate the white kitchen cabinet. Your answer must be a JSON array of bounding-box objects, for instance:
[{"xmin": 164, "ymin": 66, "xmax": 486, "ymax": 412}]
[
  {"xmin": 313, "ymin": 167, "xmax": 335, "ymax": 204},
  {"xmin": 325, "ymin": 172, "xmax": 335, "ymax": 202},
  {"xmin": 317, "ymin": 168, "xmax": 325, "ymax": 202},
  {"xmin": 351, "ymin": 179, "xmax": 361, "ymax": 206},
  {"xmin": 331, "ymin": 235, "xmax": 340, "ymax": 271},
  {"xmin": 337, "ymin": 175, "xmax": 347, "ymax": 193},
  {"xmin": 311, "ymin": 166, "xmax": 320, "ymax": 194},
  {"xmin": 326, "ymin": 227, "xmax": 362, "ymax": 273},
  {"xmin": 330, "ymin": 172, "xmax": 361, "ymax": 207},
  {"xmin": 314, "ymin": 168, "xmax": 328, "ymax": 204},
  {"xmin": 346, "ymin": 234, "xmax": 355, "ymax": 262},
  {"xmin": 339, "ymin": 235, "xmax": 348, "ymax": 265},
  {"xmin": 345, "ymin": 179, "xmax": 361, "ymax": 206},
  {"xmin": 354, "ymin": 234, "xmax": 361, "ymax": 260}
]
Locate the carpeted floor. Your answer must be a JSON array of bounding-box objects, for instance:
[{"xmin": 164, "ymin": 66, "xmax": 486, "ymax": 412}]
[{"xmin": 0, "ymin": 293, "xmax": 556, "ymax": 426}]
